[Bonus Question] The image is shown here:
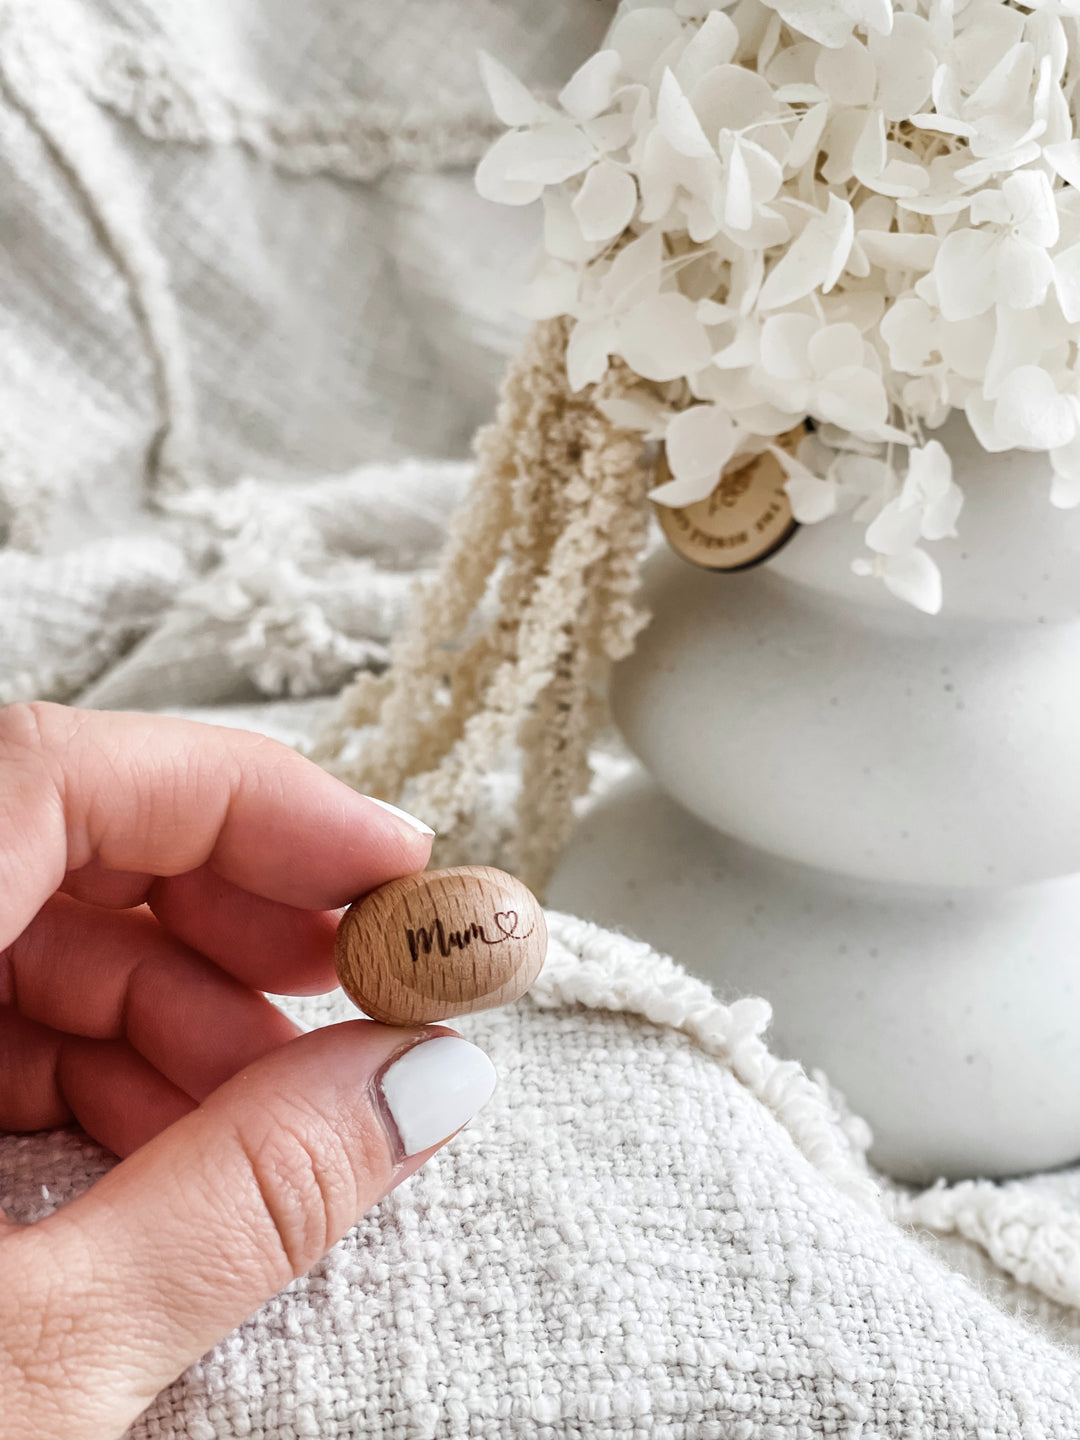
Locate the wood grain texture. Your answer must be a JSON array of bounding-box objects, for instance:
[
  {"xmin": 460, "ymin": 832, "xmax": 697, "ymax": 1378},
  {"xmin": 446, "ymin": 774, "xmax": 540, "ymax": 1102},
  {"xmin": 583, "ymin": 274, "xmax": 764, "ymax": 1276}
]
[{"xmin": 334, "ymin": 866, "xmax": 547, "ymax": 1025}]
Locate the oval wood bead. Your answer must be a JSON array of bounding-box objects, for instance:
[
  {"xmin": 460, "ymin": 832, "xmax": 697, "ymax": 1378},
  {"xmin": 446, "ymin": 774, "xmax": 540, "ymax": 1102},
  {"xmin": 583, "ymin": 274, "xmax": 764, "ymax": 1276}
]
[{"xmin": 334, "ymin": 866, "xmax": 547, "ymax": 1026}]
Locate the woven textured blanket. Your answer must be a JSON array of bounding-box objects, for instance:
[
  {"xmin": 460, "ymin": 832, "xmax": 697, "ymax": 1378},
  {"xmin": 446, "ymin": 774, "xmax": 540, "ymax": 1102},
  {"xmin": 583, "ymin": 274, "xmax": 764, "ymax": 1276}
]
[
  {"xmin": 5, "ymin": 0, "xmax": 1080, "ymax": 1433},
  {"xmin": 4, "ymin": 900, "xmax": 1080, "ymax": 1437}
]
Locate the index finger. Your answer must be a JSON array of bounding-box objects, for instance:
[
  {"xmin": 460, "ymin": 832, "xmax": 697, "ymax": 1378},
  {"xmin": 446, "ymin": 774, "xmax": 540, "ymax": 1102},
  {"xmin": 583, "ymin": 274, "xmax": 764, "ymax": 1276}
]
[{"xmin": 0, "ymin": 703, "xmax": 432, "ymax": 950}]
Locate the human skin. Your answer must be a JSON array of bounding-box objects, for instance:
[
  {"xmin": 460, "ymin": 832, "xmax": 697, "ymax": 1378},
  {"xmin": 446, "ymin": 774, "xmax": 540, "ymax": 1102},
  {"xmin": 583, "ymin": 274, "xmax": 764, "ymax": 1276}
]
[{"xmin": 0, "ymin": 703, "xmax": 462, "ymax": 1439}]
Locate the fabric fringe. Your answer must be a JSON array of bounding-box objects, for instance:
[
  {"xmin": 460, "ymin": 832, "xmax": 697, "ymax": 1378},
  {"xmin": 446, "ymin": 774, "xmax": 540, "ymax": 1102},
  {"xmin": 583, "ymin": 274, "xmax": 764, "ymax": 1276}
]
[
  {"xmin": 889, "ymin": 1179, "xmax": 1080, "ymax": 1313},
  {"xmin": 538, "ymin": 912, "xmax": 883, "ymax": 1214},
  {"xmin": 311, "ymin": 318, "xmax": 652, "ymax": 894}
]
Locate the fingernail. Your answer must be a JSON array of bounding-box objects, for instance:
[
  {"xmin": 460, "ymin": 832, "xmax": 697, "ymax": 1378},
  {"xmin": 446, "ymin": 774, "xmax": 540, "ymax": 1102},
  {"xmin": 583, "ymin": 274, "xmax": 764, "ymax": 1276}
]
[
  {"xmin": 378, "ymin": 1036, "xmax": 497, "ymax": 1156},
  {"xmin": 367, "ymin": 796, "xmax": 435, "ymax": 838}
]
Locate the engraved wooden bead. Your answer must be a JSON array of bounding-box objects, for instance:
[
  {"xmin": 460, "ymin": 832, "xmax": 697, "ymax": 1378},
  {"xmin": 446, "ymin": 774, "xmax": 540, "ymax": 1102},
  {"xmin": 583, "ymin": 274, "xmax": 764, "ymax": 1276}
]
[{"xmin": 334, "ymin": 865, "xmax": 547, "ymax": 1026}]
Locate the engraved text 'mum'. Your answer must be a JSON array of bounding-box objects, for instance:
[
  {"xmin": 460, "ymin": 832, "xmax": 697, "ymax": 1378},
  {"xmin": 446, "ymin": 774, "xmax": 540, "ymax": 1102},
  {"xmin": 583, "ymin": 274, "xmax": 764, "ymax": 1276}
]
[{"xmin": 406, "ymin": 910, "xmax": 533, "ymax": 963}]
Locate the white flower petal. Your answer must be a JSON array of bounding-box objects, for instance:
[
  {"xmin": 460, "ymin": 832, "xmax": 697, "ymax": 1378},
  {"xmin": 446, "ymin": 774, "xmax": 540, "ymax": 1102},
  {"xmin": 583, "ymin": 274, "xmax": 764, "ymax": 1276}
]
[
  {"xmin": 607, "ymin": 8, "xmax": 685, "ymax": 83},
  {"xmin": 879, "ymin": 296, "xmax": 937, "ymax": 373},
  {"xmin": 1052, "ymin": 242, "xmax": 1080, "ymax": 324},
  {"xmin": 993, "ymin": 365, "xmax": 1077, "ymax": 450},
  {"xmin": 773, "ymin": 83, "xmax": 828, "ymax": 104},
  {"xmin": 848, "ymin": 0, "xmax": 893, "ymax": 40},
  {"xmin": 1044, "ymin": 139, "xmax": 1080, "ymax": 190},
  {"xmin": 857, "ymin": 230, "xmax": 939, "ymax": 270},
  {"xmin": 808, "ymin": 322, "xmax": 865, "ymax": 377},
  {"xmin": 783, "ymin": 470, "xmax": 838, "ymax": 522},
  {"xmin": 712, "ymin": 317, "xmax": 761, "ymax": 370},
  {"xmin": 478, "ymin": 52, "xmax": 544, "ymax": 127},
  {"xmin": 697, "ymin": 298, "xmax": 736, "ymax": 325},
  {"xmin": 968, "ymin": 189, "xmax": 1011, "ymax": 227},
  {"xmin": 766, "ymin": 0, "xmax": 860, "ymax": 48},
  {"xmin": 694, "ymin": 66, "xmax": 779, "ymax": 134},
  {"xmin": 725, "ymin": 139, "xmax": 754, "ymax": 231},
  {"xmin": 676, "ymin": 11, "xmax": 739, "ymax": 90},
  {"xmin": 665, "ymin": 404, "xmax": 740, "ymax": 484},
  {"xmin": 604, "ymin": 227, "xmax": 664, "ymax": 308},
  {"xmin": 585, "ymin": 110, "xmax": 635, "ymax": 153},
  {"xmin": 865, "ymin": 496, "xmax": 925, "ymax": 555},
  {"xmin": 1003, "ymin": 170, "xmax": 1059, "ymax": 247},
  {"xmin": 932, "ymin": 228, "xmax": 999, "ymax": 321},
  {"xmin": 571, "ymin": 161, "xmax": 638, "ymax": 242},
  {"xmin": 964, "ymin": 392, "xmax": 1011, "ymax": 453},
  {"xmin": 649, "ymin": 468, "xmax": 723, "ymax": 507},
  {"xmin": 881, "ymin": 547, "xmax": 942, "ymax": 614},
  {"xmin": 758, "ymin": 195, "xmax": 854, "ymax": 308},
  {"xmin": 939, "ymin": 312, "xmax": 996, "ymax": 381},
  {"xmin": 597, "ymin": 394, "xmax": 671, "ymax": 438},
  {"xmin": 524, "ymin": 259, "xmax": 579, "ymax": 318},
  {"xmin": 501, "ymin": 122, "xmax": 597, "ymax": 185},
  {"xmin": 995, "ymin": 235, "xmax": 1052, "ymax": 312},
  {"xmin": 852, "ymin": 110, "xmax": 886, "ymax": 185},
  {"xmin": 814, "ymin": 366, "xmax": 890, "ymax": 434},
  {"xmin": 821, "ymin": 109, "xmax": 865, "ymax": 184},
  {"xmin": 475, "ymin": 133, "xmax": 546, "ymax": 205},
  {"xmin": 786, "ymin": 102, "xmax": 830, "ymax": 172},
  {"xmin": 657, "ymin": 68, "xmax": 714, "ymax": 159},
  {"xmin": 968, "ymin": 41, "xmax": 1034, "ymax": 121},
  {"xmin": 760, "ymin": 313, "xmax": 817, "ymax": 380},
  {"xmin": 871, "ymin": 15, "xmax": 936, "ymax": 120},
  {"xmin": 905, "ymin": 442, "xmax": 962, "ymax": 539},
  {"xmin": 921, "ymin": 482, "xmax": 963, "ymax": 540},
  {"xmin": 566, "ymin": 319, "xmax": 613, "ymax": 392},
  {"xmin": 617, "ymin": 292, "xmax": 713, "ymax": 382},
  {"xmin": 559, "ymin": 50, "xmax": 624, "ymax": 121},
  {"xmin": 983, "ymin": 305, "xmax": 1051, "ymax": 400},
  {"xmin": 543, "ymin": 189, "xmax": 594, "ymax": 262},
  {"xmin": 902, "ymin": 439, "xmax": 950, "ymax": 500},
  {"xmin": 909, "ymin": 111, "xmax": 977, "ymax": 139},
  {"xmin": 815, "ymin": 36, "xmax": 876, "ymax": 107},
  {"xmin": 950, "ymin": 6, "xmax": 1025, "ymax": 91}
]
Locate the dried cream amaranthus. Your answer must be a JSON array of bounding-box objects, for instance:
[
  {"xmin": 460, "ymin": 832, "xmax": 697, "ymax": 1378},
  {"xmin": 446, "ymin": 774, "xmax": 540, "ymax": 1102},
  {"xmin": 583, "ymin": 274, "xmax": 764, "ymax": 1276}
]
[{"xmin": 312, "ymin": 318, "xmax": 650, "ymax": 893}]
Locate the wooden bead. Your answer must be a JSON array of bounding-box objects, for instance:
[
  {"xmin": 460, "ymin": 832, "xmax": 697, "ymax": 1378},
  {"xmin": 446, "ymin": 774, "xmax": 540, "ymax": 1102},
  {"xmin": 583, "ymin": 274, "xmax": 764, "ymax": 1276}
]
[{"xmin": 334, "ymin": 866, "xmax": 547, "ymax": 1026}]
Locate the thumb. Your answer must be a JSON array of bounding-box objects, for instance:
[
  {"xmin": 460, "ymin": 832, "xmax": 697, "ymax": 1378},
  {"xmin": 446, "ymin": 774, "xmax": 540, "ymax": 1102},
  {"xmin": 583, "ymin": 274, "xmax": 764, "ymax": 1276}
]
[{"xmin": 0, "ymin": 1023, "xmax": 496, "ymax": 1440}]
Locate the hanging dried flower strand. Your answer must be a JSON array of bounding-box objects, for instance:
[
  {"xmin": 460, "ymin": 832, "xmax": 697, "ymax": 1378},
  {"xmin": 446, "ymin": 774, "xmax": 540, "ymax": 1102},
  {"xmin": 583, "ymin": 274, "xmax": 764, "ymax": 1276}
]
[{"xmin": 312, "ymin": 317, "xmax": 651, "ymax": 892}]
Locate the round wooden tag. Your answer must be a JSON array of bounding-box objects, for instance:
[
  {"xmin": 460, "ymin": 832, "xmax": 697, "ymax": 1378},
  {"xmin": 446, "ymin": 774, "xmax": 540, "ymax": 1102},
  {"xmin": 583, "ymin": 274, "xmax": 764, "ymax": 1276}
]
[{"xmin": 654, "ymin": 425, "xmax": 805, "ymax": 572}]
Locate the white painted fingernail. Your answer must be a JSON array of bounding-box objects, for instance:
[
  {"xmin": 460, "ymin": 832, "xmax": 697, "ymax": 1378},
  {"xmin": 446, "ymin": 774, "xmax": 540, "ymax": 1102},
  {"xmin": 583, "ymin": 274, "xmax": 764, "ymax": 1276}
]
[
  {"xmin": 379, "ymin": 1036, "xmax": 497, "ymax": 1156},
  {"xmin": 367, "ymin": 796, "xmax": 435, "ymax": 838}
]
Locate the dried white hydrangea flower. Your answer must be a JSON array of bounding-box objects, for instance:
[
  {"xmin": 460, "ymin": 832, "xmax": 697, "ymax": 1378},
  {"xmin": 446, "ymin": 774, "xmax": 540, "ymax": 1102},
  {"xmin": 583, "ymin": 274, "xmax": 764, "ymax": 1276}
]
[{"xmin": 475, "ymin": 0, "xmax": 1080, "ymax": 614}]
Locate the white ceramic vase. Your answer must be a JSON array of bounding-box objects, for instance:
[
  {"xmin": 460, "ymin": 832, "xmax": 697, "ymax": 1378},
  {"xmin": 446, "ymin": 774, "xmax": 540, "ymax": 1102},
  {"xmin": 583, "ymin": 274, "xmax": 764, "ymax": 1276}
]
[{"xmin": 549, "ymin": 415, "xmax": 1080, "ymax": 1183}]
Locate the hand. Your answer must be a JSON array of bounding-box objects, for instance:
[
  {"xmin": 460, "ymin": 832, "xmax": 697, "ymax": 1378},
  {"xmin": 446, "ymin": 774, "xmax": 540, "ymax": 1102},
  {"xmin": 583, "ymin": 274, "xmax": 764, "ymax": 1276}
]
[{"xmin": 0, "ymin": 704, "xmax": 496, "ymax": 1439}]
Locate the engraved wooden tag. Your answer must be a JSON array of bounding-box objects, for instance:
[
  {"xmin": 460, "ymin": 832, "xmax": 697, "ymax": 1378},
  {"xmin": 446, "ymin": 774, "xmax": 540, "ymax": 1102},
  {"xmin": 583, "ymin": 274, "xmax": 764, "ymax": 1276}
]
[
  {"xmin": 334, "ymin": 866, "xmax": 547, "ymax": 1026},
  {"xmin": 654, "ymin": 424, "xmax": 806, "ymax": 571}
]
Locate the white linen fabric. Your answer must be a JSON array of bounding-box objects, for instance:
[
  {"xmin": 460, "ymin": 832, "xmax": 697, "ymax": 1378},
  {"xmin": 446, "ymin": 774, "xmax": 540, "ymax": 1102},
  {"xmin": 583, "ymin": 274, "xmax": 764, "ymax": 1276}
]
[{"xmin": 6, "ymin": 0, "xmax": 1080, "ymax": 1434}]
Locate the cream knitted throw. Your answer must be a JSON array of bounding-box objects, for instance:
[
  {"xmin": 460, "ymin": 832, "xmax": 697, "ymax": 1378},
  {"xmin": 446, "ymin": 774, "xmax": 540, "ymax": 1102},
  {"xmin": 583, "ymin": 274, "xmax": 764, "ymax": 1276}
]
[{"xmin": 5, "ymin": 910, "xmax": 1080, "ymax": 1437}]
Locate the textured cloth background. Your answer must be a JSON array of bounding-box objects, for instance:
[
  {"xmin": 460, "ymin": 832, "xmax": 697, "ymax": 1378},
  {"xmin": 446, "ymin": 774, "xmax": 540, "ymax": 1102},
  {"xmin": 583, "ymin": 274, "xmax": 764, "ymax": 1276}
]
[
  {"xmin": 6, "ymin": 911, "xmax": 1080, "ymax": 1438},
  {"xmin": 0, "ymin": 0, "xmax": 610, "ymax": 702},
  {"xmin": 7, "ymin": 0, "xmax": 1080, "ymax": 1433}
]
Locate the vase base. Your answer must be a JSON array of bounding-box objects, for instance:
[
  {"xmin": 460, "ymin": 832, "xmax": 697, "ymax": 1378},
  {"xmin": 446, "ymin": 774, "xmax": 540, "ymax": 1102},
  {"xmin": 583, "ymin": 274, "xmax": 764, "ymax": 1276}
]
[{"xmin": 548, "ymin": 769, "xmax": 1080, "ymax": 1185}]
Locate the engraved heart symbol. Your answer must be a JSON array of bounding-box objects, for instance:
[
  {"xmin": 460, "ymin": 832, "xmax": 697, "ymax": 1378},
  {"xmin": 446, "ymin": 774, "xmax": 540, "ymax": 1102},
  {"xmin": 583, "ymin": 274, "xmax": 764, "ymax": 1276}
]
[{"xmin": 494, "ymin": 910, "xmax": 519, "ymax": 938}]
